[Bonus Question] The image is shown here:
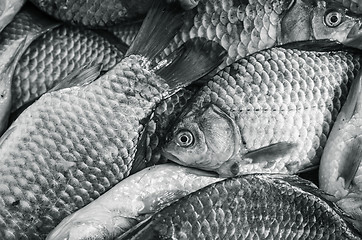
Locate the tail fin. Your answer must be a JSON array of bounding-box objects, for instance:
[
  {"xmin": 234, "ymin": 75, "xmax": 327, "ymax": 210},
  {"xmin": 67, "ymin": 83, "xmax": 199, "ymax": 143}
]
[{"xmin": 125, "ymin": 0, "xmax": 184, "ymax": 59}]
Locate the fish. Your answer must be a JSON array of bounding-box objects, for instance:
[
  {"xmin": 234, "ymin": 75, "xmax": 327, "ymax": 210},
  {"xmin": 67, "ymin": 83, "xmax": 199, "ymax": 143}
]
[
  {"xmin": 319, "ymin": 66, "xmax": 362, "ymax": 232},
  {"xmin": 162, "ymin": 41, "xmax": 362, "ymax": 177},
  {"xmin": 0, "ymin": 4, "xmax": 60, "ymax": 135},
  {"xmin": 46, "ymin": 163, "xmax": 222, "ymax": 240},
  {"xmin": 108, "ymin": 0, "xmax": 362, "ymax": 70},
  {"xmin": 28, "ymin": 0, "xmax": 199, "ymax": 28},
  {"xmin": 0, "ymin": 0, "xmax": 25, "ymax": 33},
  {"xmin": 0, "ymin": 1, "xmax": 227, "ymax": 239},
  {"xmin": 10, "ymin": 25, "xmax": 127, "ymax": 115},
  {"xmin": 120, "ymin": 174, "xmax": 362, "ymax": 240},
  {"xmin": 333, "ymin": 0, "xmax": 362, "ymax": 14},
  {"xmin": 108, "ymin": 0, "xmax": 362, "ymax": 171}
]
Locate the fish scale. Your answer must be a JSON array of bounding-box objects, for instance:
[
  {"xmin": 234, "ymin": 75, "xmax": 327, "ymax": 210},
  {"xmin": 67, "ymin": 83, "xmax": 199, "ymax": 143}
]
[
  {"xmin": 135, "ymin": 175, "xmax": 361, "ymax": 239},
  {"xmin": 163, "ymin": 45, "xmax": 362, "ymax": 176},
  {"xmin": 11, "ymin": 25, "xmax": 125, "ymax": 112},
  {"xmin": 0, "ymin": 54, "xmax": 171, "ymax": 239},
  {"xmin": 109, "ymin": 0, "xmax": 290, "ymax": 70},
  {"xmin": 160, "ymin": 0, "xmax": 285, "ymax": 68}
]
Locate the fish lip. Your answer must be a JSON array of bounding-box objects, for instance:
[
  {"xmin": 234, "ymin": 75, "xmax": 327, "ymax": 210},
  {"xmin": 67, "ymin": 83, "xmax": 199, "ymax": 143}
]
[
  {"xmin": 342, "ymin": 22, "xmax": 362, "ymax": 47},
  {"xmin": 161, "ymin": 149, "xmax": 184, "ymax": 165}
]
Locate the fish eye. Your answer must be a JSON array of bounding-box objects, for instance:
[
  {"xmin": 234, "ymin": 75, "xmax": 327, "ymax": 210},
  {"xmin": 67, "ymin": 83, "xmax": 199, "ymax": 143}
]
[
  {"xmin": 324, "ymin": 10, "xmax": 343, "ymax": 27},
  {"xmin": 176, "ymin": 130, "xmax": 194, "ymax": 147}
]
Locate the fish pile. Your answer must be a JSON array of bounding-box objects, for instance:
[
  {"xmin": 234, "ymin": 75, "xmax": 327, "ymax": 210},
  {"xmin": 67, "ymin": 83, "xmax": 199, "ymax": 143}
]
[{"xmin": 1, "ymin": 0, "xmax": 362, "ymax": 239}]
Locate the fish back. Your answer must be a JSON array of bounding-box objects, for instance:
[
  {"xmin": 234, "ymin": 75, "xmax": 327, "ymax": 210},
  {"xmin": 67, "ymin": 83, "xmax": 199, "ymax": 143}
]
[
  {"xmin": 11, "ymin": 25, "xmax": 125, "ymax": 112},
  {"xmin": 131, "ymin": 175, "xmax": 361, "ymax": 239},
  {"xmin": 192, "ymin": 46, "xmax": 362, "ymax": 173}
]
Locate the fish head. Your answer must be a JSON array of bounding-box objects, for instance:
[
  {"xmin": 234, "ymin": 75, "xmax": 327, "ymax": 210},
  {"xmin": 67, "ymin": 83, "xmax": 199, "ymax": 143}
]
[
  {"xmin": 162, "ymin": 104, "xmax": 241, "ymax": 171},
  {"xmin": 280, "ymin": 0, "xmax": 362, "ymax": 46}
]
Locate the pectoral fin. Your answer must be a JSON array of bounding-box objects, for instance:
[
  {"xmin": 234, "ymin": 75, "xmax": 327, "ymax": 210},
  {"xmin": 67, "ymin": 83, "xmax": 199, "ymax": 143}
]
[
  {"xmin": 244, "ymin": 142, "xmax": 298, "ymax": 164},
  {"xmin": 48, "ymin": 64, "xmax": 103, "ymax": 93},
  {"xmin": 217, "ymin": 142, "xmax": 297, "ymax": 177}
]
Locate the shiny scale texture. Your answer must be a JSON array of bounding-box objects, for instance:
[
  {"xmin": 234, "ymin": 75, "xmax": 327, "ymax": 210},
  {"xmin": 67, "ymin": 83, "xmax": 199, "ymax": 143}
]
[
  {"xmin": 110, "ymin": 0, "xmax": 290, "ymax": 69},
  {"xmin": 108, "ymin": 21, "xmax": 142, "ymax": 47},
  {"xmin": 0, "ymin": 55, "xmax": 170, "ymax": 239},
  {"xmin": 189, "ymin": 47, "xmax": 361, "ymax": 173},
  {"xmin": 29, "ymin": 0, "xmax": 150, "ymax": 27},
  {"xmin": 11, "ymin": 25, "xmax": 125, "ymax": 112},
  {"xmin": 0, "ymin": 7, "xmax": 56, "ymax": 58},
  {"xmin": 142, "ymin": 175, "xmax": 361, "ymax": 239}
]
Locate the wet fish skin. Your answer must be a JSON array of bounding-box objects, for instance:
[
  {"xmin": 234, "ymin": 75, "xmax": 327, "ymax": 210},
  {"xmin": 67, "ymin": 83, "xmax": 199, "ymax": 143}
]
[
  {"xmin": 108, "ymin": 0, "xmax": 362, "ymax": 70},
  {"xmin": 125, "ymin": 174, "xmax": 361, "ymax": 240},
  {"xmin": 29, "ymin": 0, "xmax": 150, "ymax": 28},
  {"xmin": 0, "ymin": 4, "xmax": 60, "ymax": 134},
  {"xmin": 0, "ymin": 0, "xmax": 25, "ymax": 32},
  {"xmin": 0, "ymin": 3, "xmax": 226, "ymax": 238},
  {"xmin": 47, "ymin": 163, "xmax": 222, "ymax": 240},
  {"xmin": 11, "ymin": 25, "xmax": 126, "ymax": 113},
  {"xmin": 163, "ymin": 42, "xmax": 362, "ymax": 176},
  {"xmin": 28, "ymin": 0, "xmax": 198, "ymax": 28},
  {"xmin": 318, "ymin": 67, "xmax": 362, "ymax": 232}
]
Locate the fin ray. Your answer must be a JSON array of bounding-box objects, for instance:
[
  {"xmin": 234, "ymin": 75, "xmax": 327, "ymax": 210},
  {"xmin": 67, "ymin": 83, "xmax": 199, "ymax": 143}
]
[
  {"xmin": 125, "ymin": 0, "xmax": 184, "ymax": 59},
  {"xmin": 244, "ymin": 142, "xmax": 298, "ymax": 164},
  {"xmin": 156, "ymin": 38, "xmax": 227, "ymax": 92}
]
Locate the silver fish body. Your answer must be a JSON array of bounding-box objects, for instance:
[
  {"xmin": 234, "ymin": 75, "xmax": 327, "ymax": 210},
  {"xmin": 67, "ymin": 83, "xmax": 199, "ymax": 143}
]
[
  {"xmin": 108, "ymin": 0, "xmax": 362, "ymax": 69},
  {"xmin": 0, "ymin": 5, "xmax": 60, "ymax": 134},
  {"xmin": 11, "ymin": 25, "xmax": 126, "ymax": 113},
  {"xmin": 163, "ymin": 43, "xmax": 362, "ymax": 176},
  {"xmin": 47, "ymin": 163, "xmax": 222, "ymax": 240},
  {"xmin": 125, "ymin": 174, "xmax": 361, "ymax": 240}
]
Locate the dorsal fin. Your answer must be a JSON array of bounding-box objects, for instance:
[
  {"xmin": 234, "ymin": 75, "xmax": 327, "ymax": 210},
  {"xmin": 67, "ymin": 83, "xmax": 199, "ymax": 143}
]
[
  {"xmin": 125, "ymin": 0, "xmax": 184, "ymax": 59},
  {"xmin": 155, "ymin": 38, "xmax": 227, "ymax": 91}
]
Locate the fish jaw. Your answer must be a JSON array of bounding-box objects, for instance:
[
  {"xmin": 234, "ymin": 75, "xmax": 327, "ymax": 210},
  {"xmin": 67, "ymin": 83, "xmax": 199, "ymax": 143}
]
[{"xmin": 341, "ymin": 21, "xmax": 362, "ymax": 49}]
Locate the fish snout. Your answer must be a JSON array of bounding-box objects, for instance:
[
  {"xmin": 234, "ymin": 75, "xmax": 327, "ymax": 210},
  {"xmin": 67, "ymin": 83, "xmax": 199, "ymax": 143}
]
[{"xmin": 342, "ymin": 21, "xmax": 362, "ymax": 49}]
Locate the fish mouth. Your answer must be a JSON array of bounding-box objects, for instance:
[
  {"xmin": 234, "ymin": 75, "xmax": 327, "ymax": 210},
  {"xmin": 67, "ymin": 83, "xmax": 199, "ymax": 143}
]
[
  {"xmin": 161, "ymin": 149, "xmax": 184, "ymax": 165},
  {"xmin": 342, "ymin": 22, "xmax": 362, "ymax": 49}
]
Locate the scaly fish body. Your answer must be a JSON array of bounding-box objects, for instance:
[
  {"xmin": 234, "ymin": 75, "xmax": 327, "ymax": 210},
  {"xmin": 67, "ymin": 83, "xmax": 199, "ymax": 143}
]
[
  {"xmin": 126, "ymin": 174, "xmax": 361, "ymax": 240},
  {"xmin": 47, "ymin": 163, "xmax": 222, "ymax": 240},
  {"xmin": 109, "ymin": 0, "xmax": 362, "ymax": 69},
  {"xmin": 28, "ymin": 0, "xmax": 198, "ymax": 28},
  {"xmin": 29, "ymin": 0, "xmax": 151, "ymax": 28},
  {"xmin": 11, "ymin": 25, "xmax": 126, "ymax": 113},
  {"xmin": 0, "ymin": 5, "xmax": 60, "ymax": 134},
  {"xmin": 0, "ymin": 2, "xmax": 226, "ymax": 238},
  {"xmin": 0, "ymin": 0, "xmax": 25, "ymax": 33},
  {"xmin": 163, "ymin": 43, "xmax": 362, "ymax": 177}
]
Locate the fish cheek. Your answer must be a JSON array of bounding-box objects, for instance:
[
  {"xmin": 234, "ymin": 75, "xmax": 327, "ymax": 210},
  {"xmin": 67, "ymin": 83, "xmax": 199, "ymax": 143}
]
[
  {"xmin": 198, "ymin": 106, "xmax": 237, "ymax": 169},
  {"xmin": 280, "ymin": 0, "xmax": 312, "ymax": 44}
]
